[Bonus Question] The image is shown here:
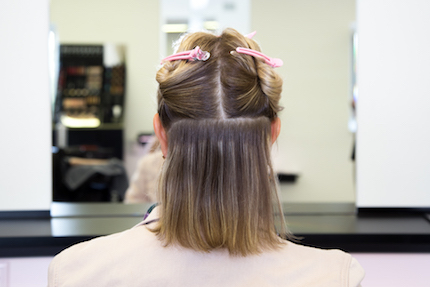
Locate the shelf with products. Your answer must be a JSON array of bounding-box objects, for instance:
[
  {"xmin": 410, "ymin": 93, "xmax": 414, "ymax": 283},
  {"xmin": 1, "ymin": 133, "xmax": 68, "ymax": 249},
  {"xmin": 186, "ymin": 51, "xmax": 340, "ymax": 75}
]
[
  {"xmin": 52, "ymin": 44, "xmax": 126, "ymax": 155},
  {"xmin": 54, "ymin": 44, "xmax": 126, "ymax": 129},
  {"xmin": 51, "ymin": 44, "xmax": 128, "ymax": 203}
]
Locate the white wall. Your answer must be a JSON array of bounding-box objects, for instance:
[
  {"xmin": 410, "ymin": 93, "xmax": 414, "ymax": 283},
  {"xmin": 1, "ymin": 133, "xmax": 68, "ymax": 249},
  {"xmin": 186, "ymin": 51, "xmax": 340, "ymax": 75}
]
[
  {"xmin": 2, "ymin": 254, "xmax": 430, "ymax": 286},
  {"xmin": 352, "ymin": 253, "xmax": 430, "ymax": 287},
  {"xmin": 0, "ymin": 0, "xmax": 51, "ymax": 211},
  {"xmin": 0, "ymin": 257, "xmax": 53, "ymax": 287},
  {"xmin": 356, "ymin": 0, "xmax": 430, "ymax": 207},
  {"xmin": 252, "ymin": 0, "xmax": 357, "ymax": 203}
]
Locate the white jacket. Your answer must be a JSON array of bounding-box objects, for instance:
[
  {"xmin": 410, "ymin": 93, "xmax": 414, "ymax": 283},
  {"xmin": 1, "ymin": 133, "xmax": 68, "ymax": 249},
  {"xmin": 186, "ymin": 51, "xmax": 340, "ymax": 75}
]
[{"xmin": 48, "ymin": 207, "xmax": 364, "ymax": 287}]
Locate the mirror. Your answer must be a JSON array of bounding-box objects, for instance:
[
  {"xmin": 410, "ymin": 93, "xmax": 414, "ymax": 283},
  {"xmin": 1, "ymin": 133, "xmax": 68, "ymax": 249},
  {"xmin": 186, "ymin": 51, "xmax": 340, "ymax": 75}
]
[{"xmin": 50, "ymin": 0, "xmax": 357, "ymax": 210}]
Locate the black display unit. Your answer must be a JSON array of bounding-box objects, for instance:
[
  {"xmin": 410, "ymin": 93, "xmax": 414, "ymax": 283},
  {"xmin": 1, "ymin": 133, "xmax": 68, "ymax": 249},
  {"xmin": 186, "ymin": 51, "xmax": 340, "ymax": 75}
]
[
  {"xmin": 52, "ymin": 44, "xmax": 128, "ymax": 203},
  {"xmin": 54, "ymin": 44, "xmax": 126, "ymax": 125}
]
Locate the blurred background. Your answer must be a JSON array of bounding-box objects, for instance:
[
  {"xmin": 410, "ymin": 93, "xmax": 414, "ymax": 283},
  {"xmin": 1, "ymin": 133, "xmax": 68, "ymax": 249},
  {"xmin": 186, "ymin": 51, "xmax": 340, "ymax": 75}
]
[
  {"xmin": 47, "ymin": 0, "xmax": 358, "ymax": 205},
  {"xmin": 1, "ymin": 0, "xmax": 430, "ymax": 210}
]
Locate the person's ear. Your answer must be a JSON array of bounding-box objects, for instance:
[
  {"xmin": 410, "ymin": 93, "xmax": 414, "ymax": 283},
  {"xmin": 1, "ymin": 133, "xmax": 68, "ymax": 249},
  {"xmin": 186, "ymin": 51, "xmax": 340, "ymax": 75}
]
[
  {"xmin": 271, "ymin": 117, "xmax": 281, "ymax": 144},
  {"xmin": 153, "ymin": 113, "xmax": 168, "ymax": 157}
]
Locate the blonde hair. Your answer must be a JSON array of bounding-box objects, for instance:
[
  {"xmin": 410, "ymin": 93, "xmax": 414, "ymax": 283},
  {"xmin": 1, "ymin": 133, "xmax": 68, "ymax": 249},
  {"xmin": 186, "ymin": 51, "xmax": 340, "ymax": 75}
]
[{"xmin": 153, "ymin": 28, "xmax": 288, "ymax": 256}]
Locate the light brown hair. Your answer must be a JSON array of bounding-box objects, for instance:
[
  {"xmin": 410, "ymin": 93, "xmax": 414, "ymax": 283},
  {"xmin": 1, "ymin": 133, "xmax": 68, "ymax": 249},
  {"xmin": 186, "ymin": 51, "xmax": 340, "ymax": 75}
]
[{"xmin": 153, "ymin": 28, "xmax": 288, "ymax": 256}]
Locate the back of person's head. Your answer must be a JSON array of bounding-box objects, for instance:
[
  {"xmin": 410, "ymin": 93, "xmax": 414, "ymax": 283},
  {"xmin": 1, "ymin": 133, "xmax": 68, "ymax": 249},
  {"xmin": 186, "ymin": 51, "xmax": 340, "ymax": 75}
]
[{"xmin": 153, "ymin": 28, "xmax": 287, "ymax": 256}]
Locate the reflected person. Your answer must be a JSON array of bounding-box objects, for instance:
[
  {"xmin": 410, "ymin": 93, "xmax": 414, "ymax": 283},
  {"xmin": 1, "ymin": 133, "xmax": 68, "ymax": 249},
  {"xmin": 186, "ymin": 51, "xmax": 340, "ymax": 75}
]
[{"xmin": 124, "ymin": 136, "xmax": 163, "ymax": 203}]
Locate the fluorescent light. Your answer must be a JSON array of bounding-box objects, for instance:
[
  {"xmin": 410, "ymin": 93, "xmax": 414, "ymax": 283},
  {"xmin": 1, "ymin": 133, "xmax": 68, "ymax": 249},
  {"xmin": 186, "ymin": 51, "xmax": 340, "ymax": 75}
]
[
  {"xmin": 61, "ymin": 115, "xmax": 101, "ymax": 128},
  {"xmin": 204, "ymin": 21, "xmax": 219, "ymax": 30},
  {"xmin": 162, "ymin": 24, "xmax": 188, "ymax": 33}
]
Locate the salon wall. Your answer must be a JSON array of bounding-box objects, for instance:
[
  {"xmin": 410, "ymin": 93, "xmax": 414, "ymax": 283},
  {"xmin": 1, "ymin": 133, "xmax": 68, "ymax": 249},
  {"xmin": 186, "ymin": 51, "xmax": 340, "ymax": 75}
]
[
  {"xmin": 2, "ymin": 0, "xmax": 428, "ymax": 210},
  {"xmin": 0, "ymin": 0, "xmax": 51, "ymax": 211},
  {"xmin": 356, "ymin": 0, "xmax": 430, "ymax": 207},
  {"xmin": 0, "ymin": 0, "xmax": 356, "ymax": 212},
  {"xmin": 252, "ymin": 0, "xmax": 357, "ymax": 203},
  {"xmin": 50, "ymin": 0, "xmax": 160, "ymax": 143}
]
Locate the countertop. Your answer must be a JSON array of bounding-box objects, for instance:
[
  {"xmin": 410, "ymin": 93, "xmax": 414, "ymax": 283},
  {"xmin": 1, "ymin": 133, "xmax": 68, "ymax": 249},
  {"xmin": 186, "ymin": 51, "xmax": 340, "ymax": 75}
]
[{"xmin": 1, "ymin": 203, "xmax": 430, "ymax": 257}]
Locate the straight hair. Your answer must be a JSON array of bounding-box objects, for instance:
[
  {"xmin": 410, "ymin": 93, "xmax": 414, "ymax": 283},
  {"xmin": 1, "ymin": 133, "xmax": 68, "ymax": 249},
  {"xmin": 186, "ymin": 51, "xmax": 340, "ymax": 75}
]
[{"xmin": 152, "ymin": 28, "xmax": 288, "ymax": 256}]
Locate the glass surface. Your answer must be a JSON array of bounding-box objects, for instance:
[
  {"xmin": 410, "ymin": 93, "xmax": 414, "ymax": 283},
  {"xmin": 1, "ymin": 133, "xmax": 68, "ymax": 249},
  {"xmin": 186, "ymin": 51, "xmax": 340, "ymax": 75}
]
[{"xmin": 49, "ymin": 0, "xmax": 357, "ymax": 212}]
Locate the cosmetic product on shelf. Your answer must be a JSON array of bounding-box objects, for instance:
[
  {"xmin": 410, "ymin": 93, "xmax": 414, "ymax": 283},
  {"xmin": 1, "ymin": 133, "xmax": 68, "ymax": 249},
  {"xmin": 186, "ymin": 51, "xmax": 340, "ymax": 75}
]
[{"xmin": 55, "ymin": 44, "xmax": 126, "ymax": 128}]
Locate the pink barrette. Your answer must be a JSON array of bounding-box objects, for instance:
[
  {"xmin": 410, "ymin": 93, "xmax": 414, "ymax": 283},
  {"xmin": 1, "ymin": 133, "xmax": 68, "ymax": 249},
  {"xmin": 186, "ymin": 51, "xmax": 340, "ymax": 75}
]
[
  {"xmin": 234, "ymin": 47, "xmax": 283, "ymax": 68},
  {"xmin": 245, "ymin": 31, "xmax": 257, "ymax": 39},
  {"xmin": 161, "ymin": 46, "xmax": 210, "ymax": 64}
]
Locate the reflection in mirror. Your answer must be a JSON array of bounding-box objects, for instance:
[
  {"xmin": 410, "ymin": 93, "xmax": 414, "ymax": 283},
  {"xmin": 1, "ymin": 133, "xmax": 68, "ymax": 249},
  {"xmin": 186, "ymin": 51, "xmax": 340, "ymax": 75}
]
[
  {"xmin": 50, "ymin": 0, "xmax": 250, "ymax": 206},
  {"xmin": 51, "ymin": 43, "xmax": 127, "ymax": 202},
  {"xmin": 50, "ymin": 0, "xmax": 159, "ymax": 206},
  {"xmin": 50, "ymin": 0, "xmax": 357, "ymax": 214}
]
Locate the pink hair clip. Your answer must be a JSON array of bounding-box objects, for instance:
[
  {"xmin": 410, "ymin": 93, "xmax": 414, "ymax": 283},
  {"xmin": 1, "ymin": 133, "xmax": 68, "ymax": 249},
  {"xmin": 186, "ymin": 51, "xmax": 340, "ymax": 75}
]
[
  {"xmin": 234, "ymin": 47, "xmax": 283, "ymax": 68},
  {"xmin": 245, "ymin": 31, "xmax": 257, "ymax": 39},
  {"xmin": 161, "ymin": 46, "xmax": 210, "ymax": 64}
]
